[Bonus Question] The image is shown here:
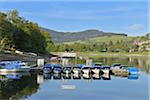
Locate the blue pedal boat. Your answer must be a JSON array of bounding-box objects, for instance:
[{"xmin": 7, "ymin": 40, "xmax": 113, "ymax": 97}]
[
  {"xmin": 62, "ymin": 67, "xmax": 72, "ymax": 74},
  {"xmin": 43, "ymin": 64, "xmax": 54, "ymax": 74},
  {"xmin": 72, "ymin": 64, "xmax": 84, "ymax": 74},
  {"xmin": 0, "ymin": 61, "xmax": 30, "ymax": 73},
  {"xmin": 128, "ymin": 74, "xmax": 139, "ymax": 80},
  {"xmin": 52, "ymin": 64, "xmax": 62, "ymax": 74},
  {"xmin": 101, "ymin": 65, "xmax": 111, "ymax": 75},
  {"xmin": 127, "ymin": 67, "xmax": 139, "ymax": 75}
]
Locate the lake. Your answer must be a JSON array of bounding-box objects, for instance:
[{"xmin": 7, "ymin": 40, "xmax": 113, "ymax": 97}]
[{"xmin": 0, "ymin": 56, "xmax": 149, "ymax": 100}]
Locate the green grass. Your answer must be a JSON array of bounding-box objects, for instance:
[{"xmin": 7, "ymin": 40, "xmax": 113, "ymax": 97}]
[
  {"xmin": 77, "ymin": 52, "xmax": 149, "ymax": 57},
  {"xmin": 51, "ymin": 51, "xmax": 150, "ymax": 58},
  {"xmin": 63, "ymin": 36, "xmax": 135, "ymax": 44},
  {"xmin": 88, "ymin": 36, "xmax": 134, "ymax": 43}
]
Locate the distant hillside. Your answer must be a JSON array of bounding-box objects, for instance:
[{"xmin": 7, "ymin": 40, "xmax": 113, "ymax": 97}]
[
  {"xmin": 64, "ymin": 35, "xmax": 134, "ymax": 44},
  {"xmin": 41, "ymin": 28, "xmax": 127, "ymax": 43}
]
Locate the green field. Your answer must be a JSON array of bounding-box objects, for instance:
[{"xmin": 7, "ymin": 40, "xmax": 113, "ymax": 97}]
[{"xmin": 64, "ymin": 36, "xmax": 135, "ymax": 44}]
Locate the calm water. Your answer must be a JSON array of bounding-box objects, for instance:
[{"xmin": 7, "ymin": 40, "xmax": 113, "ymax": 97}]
[{"xmin": 0, "ymin": 56, "xmax": 149, "ymax": 100}]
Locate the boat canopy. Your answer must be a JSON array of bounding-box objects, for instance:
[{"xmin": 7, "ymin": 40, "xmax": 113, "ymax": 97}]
[
  {"xmin": 53, "ymin": 67, "xmax": 62, "ymax": 71},
  {"xmin": 120, "ymin": 65, "xmax": 128, "ymax": 67},
  {"xmin": 111, "ymin": 63, "xmax": 121, "ymax": 67},
  {"xmin": 101, "ymin": 65, "xmax": 110, "ymax": 69},
  {"xmin": 127, "ymin": 67, "xmax": 139, "ymax": 72},
  {"xmin": 92, "ymin": 67, "xmax": 101, "ymax": 69},
  {"xmin": 44, "ymin": 64, "xmax": 60, "ymax": 68},
  {"xmin": 5, "ymin": 64, "xmax": 21, "ymax": 69},
  {"xmin": 76, "ymin": 64, "xmax": 85, "ymax": 68},
  {"xmin": 82, "ymin": 67, "xmax": 91, "ymax": 69},
  {"xmin": 120, "ymin": 65, "xmax": 128, "ymax": 69},
  {"xmin": 0, "ymin": 61, "xmax": 25, "ymax": 66},
  {"xmin": 73, "ymin": 67, "xmax": 82, "ymax": 69},
  {"xmin": 93, "ymin": 63, "xmax": 102, "ymax": 67},
  {"xmin": 63, "ymin": 67, "xmax": 72, "ymax": 69},
  {"xmin": 44, "ymin": 64, "xmax": 53, "ymax": 68}
]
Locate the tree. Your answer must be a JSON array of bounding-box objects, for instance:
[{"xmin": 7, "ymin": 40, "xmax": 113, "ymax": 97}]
[
  {"xmin": 0, "ymin": 12, "xmax": 15, "ymax": 51},
  {"xmin": 41, "ymin": 31, "xmax": 54, "ymax": 53},
  {"xmin": 108, "ymin": 41, "xmax": 114, "ymax": 52},
  {"xmin": 0, "ymin": 10, "xmax": 53, "ymax": 54},
  {"xmin": 108, "ymin": 41, "xmax": 113, "ymax": 46}
]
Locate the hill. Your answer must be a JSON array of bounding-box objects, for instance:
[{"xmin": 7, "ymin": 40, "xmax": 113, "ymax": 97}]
[
  {"xmin": 63, "ymin": 35, "xmax": 135, "ymax": 44},
  {"xmin": 41, "ymin": 28, "xmax": 127, "ymax": 43}
]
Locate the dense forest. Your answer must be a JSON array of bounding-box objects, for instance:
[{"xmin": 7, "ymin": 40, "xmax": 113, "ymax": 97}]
[
  {"xmin": 0, "ymin": 10, "xmax": 53, "ymax": 54},
  {"xmin": 0, "ymin": 10, "xmax": 149, "ymax": 54}
]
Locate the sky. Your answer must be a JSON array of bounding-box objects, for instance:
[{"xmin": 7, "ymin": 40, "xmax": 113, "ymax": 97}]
[{"xmin": 0, "ymin": 0, "xmax": 149, "ymax": 36}]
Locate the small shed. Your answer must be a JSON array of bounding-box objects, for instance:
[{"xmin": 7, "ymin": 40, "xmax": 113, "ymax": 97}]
[{"xmin": 60, "ymin": 53, "xmax": 77, "ymax": 66}]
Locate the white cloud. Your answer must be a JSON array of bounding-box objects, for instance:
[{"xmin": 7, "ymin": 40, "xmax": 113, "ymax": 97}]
[{"xmin": 127, "ymin": 24, "xmax": 143, "ymax": 30}]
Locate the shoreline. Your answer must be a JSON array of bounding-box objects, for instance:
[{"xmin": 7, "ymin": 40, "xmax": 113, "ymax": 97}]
[
  {"xmin": 51, "ymin": 52, "xmax": 150, "ymax": 57},
  {"xmin": 0, "ymin": 53, "xmax": 51, "ymax": 62},
  {"xmin": 0, "ymin": 52, "xmax": 149, "ymax": 62}
]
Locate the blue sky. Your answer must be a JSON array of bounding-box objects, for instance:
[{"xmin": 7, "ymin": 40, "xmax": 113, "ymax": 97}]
[{"xmin": 0, "ymin": 0, "xmax": 149, "ymax": 36}]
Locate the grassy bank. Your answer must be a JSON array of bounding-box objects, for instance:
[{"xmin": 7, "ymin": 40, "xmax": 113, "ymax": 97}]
[
  {"xmin": 51, "ymin": 51, "xmax": 150, "ymax": 58},
  {"xmin": 79, "ymin": 52, "xmax": 150, "ymax": 58}
]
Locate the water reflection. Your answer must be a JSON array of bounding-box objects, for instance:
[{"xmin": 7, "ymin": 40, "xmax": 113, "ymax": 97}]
[
  {"xmin": 72, "ymin": 73, "xmax": 81, "ymax": 79},
  {"xmin": 102, "ymin": 73, "xmax": 111, "ymax": 80},
  {"xmin": 92, "ymin": 74, "xmax": 101, "ymax": 80},
  {"xmin": 0, "ymin": 71, "xmax": 145, "ymax": 99},
  {"xmin": 0, "ymin": 73, "xmax": 39, "ymax": 100},
  {"xmin": 0, "ymin": 56, "xmax": 149, "ymax": 100},
  {"xmin": 128, "ymin": 74, "xmax": 140, "ymax": 80},
  {"xmin": 90, "ymin": 56, "xmax": 150, "ymax": 74}
]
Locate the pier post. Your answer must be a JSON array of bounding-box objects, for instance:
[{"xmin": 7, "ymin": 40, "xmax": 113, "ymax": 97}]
[
  {"xmin": 86, "ymin": 59, "xmax": 92, "ymax": 67},
  {"xmin": 62, "ymin": 58, "xmax": 69, "ymax": 67},
  {"xmin": 37, "ymin": 59, "xmax": 44, "ymax": 67},
  {"xmin": 37, "ymin": 74, "xmax": 44, "ymax": 84}
]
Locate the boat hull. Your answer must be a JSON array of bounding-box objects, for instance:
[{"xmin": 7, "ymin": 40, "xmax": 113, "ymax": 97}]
[
  {"xmin": 82, "ymin": 69, "xmax": 91, "ymax": 74},
  {"xmin": 53, "ymin": 70, "xmax": 62, "ymax": 74},
  {"xmin": 0, "ymin": 68, "xmax": 30, "ymax": 73},
  {"xmin": 101, "ymin": 69, "xmax": 110, "ymax": 74},
  {"xmin": 63, "ymin": 70, "xmax": 72, "ymax": 74},
  {"xmin": 73, "ymin": 73, "xmax": 81, "ymax": 79},
  {"xmin": 82, "ymin": 73, "xmax": 91, "ymax": 79},
  {"xmin": 72, "ymin": 69, "xmax": 81, "ymax": 74},
  {"xmin": 91, "ymin": 69, "xmax": 100, "ymax": 74},
  {"xmin": 43, "ymin": 68, "xmax": 52, "ymax": 74},
  {"xmin": 102, "ymin": 73, "xmax": 110, "ymax": 80},
  {"xmin": 92, "ymin": 73, "xmax": 101, "ymax": 79}
]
